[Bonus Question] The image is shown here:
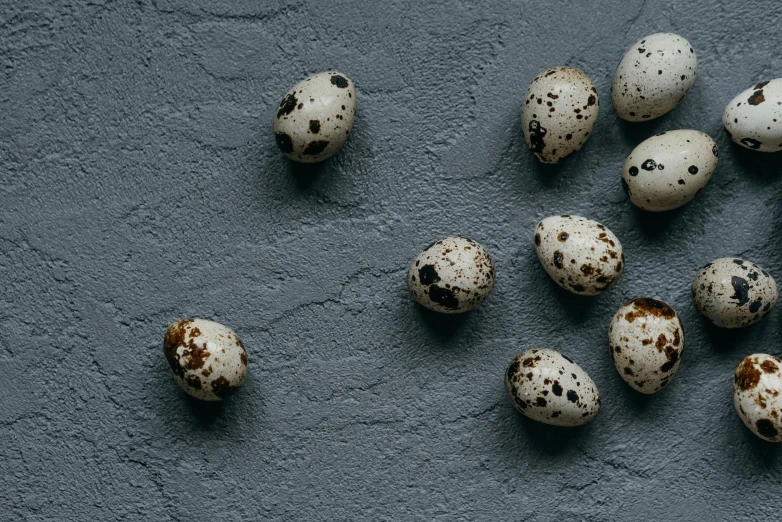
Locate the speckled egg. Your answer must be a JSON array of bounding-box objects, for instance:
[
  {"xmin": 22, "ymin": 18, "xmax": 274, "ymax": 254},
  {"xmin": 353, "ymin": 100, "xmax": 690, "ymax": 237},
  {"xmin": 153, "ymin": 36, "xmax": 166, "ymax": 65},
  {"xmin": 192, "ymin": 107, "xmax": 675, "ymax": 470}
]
[
  {"xmin": 734, "ymin": 354, "xmax": 782, "ymax": 442},
  {"xmin": 521, "ymin": 66, "xmax": 599, "ymax": 164},
  {"xmin": 164, "ymin": 319, "xmax": 248, "ymax": 401},
  {"xmin": 505, "ymin": 349, "xmax": 600, "ymax": 427},
  {"xmin": 692, "ymin": 258, "xmax": 778, "ymax": 328},
  {"xmin": 723, "ymin": 79, "xmax": 782, "ymax": 152},
  {"xmin": 621, "ymin": 130, "xmax": 718, "ymax": 211},
  {"xmin": 407, "ymin": 237, "xmax": 495, "ymax": 314},
  {"xmin": 612, "ymin": 33, "xmax": 696, "ymax": 122},
  {"xmin": 273, "ymin": 71, "xmax": 356, "ymax": 163},
  {"xmin": 609, "ymin": 298, "xmax": 684, "ymax": 394},
  {"xmin": 534, "ymin": 215, "xmax": 624, "ymax": 296}
]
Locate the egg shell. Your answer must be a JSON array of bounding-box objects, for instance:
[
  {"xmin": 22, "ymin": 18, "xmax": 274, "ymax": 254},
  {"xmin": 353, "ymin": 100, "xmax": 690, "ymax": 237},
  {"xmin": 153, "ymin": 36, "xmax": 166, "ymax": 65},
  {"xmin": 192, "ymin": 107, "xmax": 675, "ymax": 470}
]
[
  {"xmin": 733, "ymin": 354, "xmax": 782, "ymax": 442},
  {"xmin": 273, "ymin": 71, "xmax": 357, "ymax": 163},
  {"xmin": 722, "ymin": 79, "xmax": 782, "ymax": 152},
  {"xmin": 609, "ymin": 298, "xmax": 684, "ymax": 394},
  {"xmin": 534, "ymin": 215, "xmax": 624, "ymax": 296},
  {"xmin": 692, "ymin": 258, "xmax": 778, "ymax": 328},
  {"xmin": 505, "ymin": 349, "xmax": 600, "ymax": 427},
  {"xmin": 621, "ymin": 130, "xmax": 718, "ymax": 211},
  {"xmin": 521, "ymin": 66, "xmax": 599, "ymax": 164},
  {"xmin": 612, "ymin": 33, "xmax": 696, "ymax": 122},
  {"xmin": 163, "ymin": 318, "xmax": 248, "ymax": 401},
  {"xmin": 407, "ymin": 237, "xmax": 495, "ymax": 314}
]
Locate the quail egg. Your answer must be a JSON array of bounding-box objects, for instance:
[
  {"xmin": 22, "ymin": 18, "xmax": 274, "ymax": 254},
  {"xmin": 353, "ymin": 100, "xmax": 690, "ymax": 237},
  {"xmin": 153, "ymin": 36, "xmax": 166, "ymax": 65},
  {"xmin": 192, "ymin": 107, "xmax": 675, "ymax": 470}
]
[
  {"xmin": 734, "ymin": 354, "xmax": 782, "ymax": 442},
  {"xmin": 722, "ymin": 79, "xmax": 782, "ymax": 152}
]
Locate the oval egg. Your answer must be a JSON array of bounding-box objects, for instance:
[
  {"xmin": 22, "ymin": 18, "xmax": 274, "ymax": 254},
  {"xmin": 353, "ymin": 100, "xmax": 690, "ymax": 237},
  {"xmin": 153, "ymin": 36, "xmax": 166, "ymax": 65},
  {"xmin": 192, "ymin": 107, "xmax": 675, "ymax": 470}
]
[
  {"xmin": 691, "ymin": 258, "xmax": 778, "ymax": 328},
  {"xmin": 733, "ymin": 354, "xmax": 782, "ymax": 442},
  {"xmin": 273, "ymin": 71, "xmax": 357, "ymax": 163},
  {"xmin": 521, "ymin": 66, "xmax": 599, "ymax": 164},
  {"xmin": 722, "ymin": 79, "xmax": 782, "ymax": 152},
  {"xmin": 612, "ymin": 33, "xmax": 696, "ymax": 121},
  {"xmin": 621, "ymin": 130, "xmax": 718, "ymax": 211},
  {"xmin": 534, "ymin": 215, "xmax": 624, "ymax": 296},
  {"xmin": 505, "ymin": 349, "xmax": 600, "ymax": 427}
]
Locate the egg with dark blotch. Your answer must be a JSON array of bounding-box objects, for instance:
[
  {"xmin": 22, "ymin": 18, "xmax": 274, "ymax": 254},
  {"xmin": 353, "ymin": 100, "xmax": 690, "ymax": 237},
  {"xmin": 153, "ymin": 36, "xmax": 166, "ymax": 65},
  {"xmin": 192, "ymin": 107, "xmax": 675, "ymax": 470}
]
[
  {"xmin": 733, "ymin": 354, "xmax": 782, "ymax": 442},
  {"xmin": 521, "ymin": 66, "xmax": 599, "ymax": 164},
  {"xmin": 621, "ymin": 130, "xmax": 718, "ymax": 211},
  {"xmin": 273, "ymin": 71, "xmax": 357, "ymax": 163},
  {"xmin": 722, "ymin": 79, "xmax": 782, "ymax": 152},
  {"xmin": 407, "ymin": 237, "xmax": 495, "ymax": 314},
  {"xmin": 505, "ymin": 349, "xmax": 600, "ymax": 427},
  {"xmin": 691, "ymin": 258, "xmax": 778, "ymax": 328}
]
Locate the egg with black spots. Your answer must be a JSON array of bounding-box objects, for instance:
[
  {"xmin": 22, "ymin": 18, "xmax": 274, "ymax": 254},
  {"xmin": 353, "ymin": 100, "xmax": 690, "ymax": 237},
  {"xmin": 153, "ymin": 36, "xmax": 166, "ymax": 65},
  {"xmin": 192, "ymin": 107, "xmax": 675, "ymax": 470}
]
[
  {"xmin": 407, "ymin": 237, "xmax": 495, "ymax": 314},
  {"xmin": 622, "ymin": 130, "xmax": 718, "ymax": 211},
  {"xmin": 505, "ymin": 349, "xmax": 600, "ymax": 427},
  {"xmin": 164, "ymin": 319, "xmax": 248, "ymax": 401},
  {"xmin": 273, "ymin": 71, "xmax": 357, "ymax": 163},
  {"xmin": 723, "ymin": 79, "xmax": 782, "ymax": 152},
  {"xmin": 692, "ymin": 258, "xmax": 778, "ymax": 328},
  {"xmin": 733, "ymin": 354, "xmax": 782, "ymax": 442},
  {"xmin": 521, "ymin": 66, "xmax": 599, "ymax": 164},
  {"xmin": 612, "ymin": 33, "xmax": 696, "ymax": 121},
  {"xmin": 534, "ymin": 215, "xmax": 624, "ymax": 296}
]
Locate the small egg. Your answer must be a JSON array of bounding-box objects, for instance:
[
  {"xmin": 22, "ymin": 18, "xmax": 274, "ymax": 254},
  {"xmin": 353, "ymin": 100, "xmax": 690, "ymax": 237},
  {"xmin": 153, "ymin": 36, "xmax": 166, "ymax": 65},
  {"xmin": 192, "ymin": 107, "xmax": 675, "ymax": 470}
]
[
  {"xmin": 621, "ymin": 130, "xmax": 718, "ymax": 211},
  {"xmin": 163, "ymin": 318, "xmax": 248, "ymax": 401},
  {"xmin": 733, "ymin": 354, "xmax": 782, "ymax": 442},
  {"xmin": 609, "ymin": 298, "xmax": 684, "ymax": 394},
  {"xmin": 722, "ymin": 79, "xmax": 782, "ymax": 152},
  {"xmin": 407, "ymin": 237, "xmax": 495, "ymax": 314},
  {"xmin": 273, "ymin": 71, "xmax": 357, "ymax": 163},
  {"xmin": 612, "ymin": 33, "xmax": 696, "ymax": 121},
  {"xmin": 505, "ymin": 349, "xmax": 600, "ymax": 427},
  {"xmin": 521, "ymin": 66, "xmax": 599, "ymax": 164},
  {"xmin": 534, "ymin": 215, "xmax": 624, "ymax": 296},
  {"xmin": 692, "ymin": 258, "xmax": 778, "ymax": 328}
]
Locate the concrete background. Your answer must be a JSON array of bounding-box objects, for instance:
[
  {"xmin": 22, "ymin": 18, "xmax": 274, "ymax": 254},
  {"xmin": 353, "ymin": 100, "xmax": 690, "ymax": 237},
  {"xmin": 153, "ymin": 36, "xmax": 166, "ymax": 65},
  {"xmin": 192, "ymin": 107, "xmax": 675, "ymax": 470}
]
[{"xmin": 1, "ymin": 0, "xmax": 781, "ymax": 520}]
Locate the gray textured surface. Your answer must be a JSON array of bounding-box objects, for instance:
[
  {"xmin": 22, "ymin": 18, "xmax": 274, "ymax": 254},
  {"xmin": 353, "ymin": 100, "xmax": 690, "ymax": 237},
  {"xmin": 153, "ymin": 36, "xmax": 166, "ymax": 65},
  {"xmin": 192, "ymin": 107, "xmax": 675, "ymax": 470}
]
[{"xmin": 1, "ymin": 0, "xmax": 781, "ymax": 520}]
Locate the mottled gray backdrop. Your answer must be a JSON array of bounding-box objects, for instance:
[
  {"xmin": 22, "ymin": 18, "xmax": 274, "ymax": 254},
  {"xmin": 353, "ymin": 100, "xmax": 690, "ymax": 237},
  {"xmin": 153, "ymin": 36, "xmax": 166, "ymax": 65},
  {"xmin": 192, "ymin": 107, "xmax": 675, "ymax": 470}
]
[{"xmin": 1, "ymin": 0, "xmax": 781, "ymax": 520}]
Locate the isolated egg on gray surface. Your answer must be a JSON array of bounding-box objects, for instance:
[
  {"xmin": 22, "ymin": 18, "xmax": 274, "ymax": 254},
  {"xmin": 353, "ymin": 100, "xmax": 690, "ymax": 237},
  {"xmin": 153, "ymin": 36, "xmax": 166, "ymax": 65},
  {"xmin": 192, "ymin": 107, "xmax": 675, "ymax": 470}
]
[
  {"xmin": 722, "ymin": 79, "xmax": 782, "ymax": 152},
  {"xmin": 407, "ymin": 236, "xmax": 495, "ymax": 314},
  {"xmin": 621, "ymin": 130, "xmax": 718, "ymax": 211},
  {"xmin": 612, "ymin": 33, "xmax": 696, "ymax": 121},
  {"xmin": 734, "ymin": 354, "xmax": 782, "ymax": 442},
  {"xmin": 164, "ymin": 318, "xmax": 248, "ymax": 401},
  {"xmin": 691, "ymin": 258, "xmax": 778, "ymax": 328},
  {"xmin": 273, "ymin": 71, "xmax": 357, "ymax": 163},
  {"xmin": 534, "ymin": 215, "xmax": 624, "ymax": 296},
  {"xmin": 521, "ymin": 66, "xmax": 599, "ymax": 164},
  {"xmin": 505, "ymin": 349, "xmax": 600, "ymax": 427},
  {"xmin": 609, "ymin": 298, "xmax": 684, "ymax": 394}
]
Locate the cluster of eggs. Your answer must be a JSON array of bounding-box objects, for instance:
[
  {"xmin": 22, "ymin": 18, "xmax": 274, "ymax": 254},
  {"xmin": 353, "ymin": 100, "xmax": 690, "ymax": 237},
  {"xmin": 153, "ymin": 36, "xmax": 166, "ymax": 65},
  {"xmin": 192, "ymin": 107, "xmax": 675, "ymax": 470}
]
[{"xmin": 161, "ymin": 33, "xmax": 781, "ymax": 444}]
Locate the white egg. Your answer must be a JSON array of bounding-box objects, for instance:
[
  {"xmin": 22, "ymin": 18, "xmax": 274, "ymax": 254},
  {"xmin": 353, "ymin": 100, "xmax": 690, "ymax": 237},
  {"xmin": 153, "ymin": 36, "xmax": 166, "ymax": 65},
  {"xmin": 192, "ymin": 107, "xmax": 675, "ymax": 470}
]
[
  {"xmin": 692, "ymin": 258, "xmax": 778, "ymax": 328},
  {"xmin": 621, "ymin": 130, "xmax": 718, "ymax": 211},
  {"xmin": 505, "ymin": 349, "xmax": 600, "ymax": 427},
  {"xmin": 722, "ymin": 79, "xmax": 782, "ymax": 152},
  {"xmin": 609, "ymin": 298, "xmax": 684, "ymax": 394},
  {"xmin": 612, "ymin": 33, "xmax": 696, "ymax": 121},
  {"xmin": 521, "ymin": 66, "xmax": 599, "ymax": 164},
  {"xmin": 407, "ymin": 237, "xmax": 495, "ymax": 314},
  {"xmin": 164, "ymin": 318, "xmax": 248, "ymax": 401},
  {"xmin": 534, "ymin": 215, "xmax": 624, "ymax": 296},
  {"xmin": 733, "ymin": 354, "xmax": 782, "ymax": 442},
  {"xmin": 273, "ymin": 71, "xmax": 357, "ymax": 163}
]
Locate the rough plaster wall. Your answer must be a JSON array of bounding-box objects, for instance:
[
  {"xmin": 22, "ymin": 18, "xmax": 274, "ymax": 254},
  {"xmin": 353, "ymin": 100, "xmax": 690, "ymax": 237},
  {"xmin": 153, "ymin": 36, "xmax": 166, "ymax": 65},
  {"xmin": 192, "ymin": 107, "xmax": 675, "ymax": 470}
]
[{"xmin": 1, "ymin": 0, "xmax": 781, "ymax": 520}]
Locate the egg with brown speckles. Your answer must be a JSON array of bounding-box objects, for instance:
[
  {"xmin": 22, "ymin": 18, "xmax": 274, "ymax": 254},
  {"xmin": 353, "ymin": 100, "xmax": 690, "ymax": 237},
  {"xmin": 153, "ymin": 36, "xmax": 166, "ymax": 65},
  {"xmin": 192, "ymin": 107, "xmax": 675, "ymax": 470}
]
[
  {"xmin": 722, "ymin": 79, "xmax": 782, "ymax": 152},
  {"xmin": 621, "ymin": 130, "xmax": 718, "ymax": 211},
  {"xmin": 612, "ymin": 33, "xmax": 696, "ymax": 122},
  {"xmin": 534, "ymin": 215, "xmax": 624, "ymax": 296},
  {"xmin": 164, "ymin": 318, "xmax": 248, "ymax": 401},
  {"xmin": 733, "ymin": 354, "xmax": 782, "ymax": 442},
  {"xmin": 505, "ymin": 349, "xmax": 600, "ymax": 427},
  {"xmin": 273, "ymin": 71, "xmax": 357, "ymax": 163},
  {"xmin": 691, "ymin": 258, "xmax": 778, "ymax": 328},
  {"xmin": 609, "ymin": 298, "xmax": 684, "ymax": 394},
  {"xmin": 407, "ymin": 236, "xmax": 495, "ymax": 314}
]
